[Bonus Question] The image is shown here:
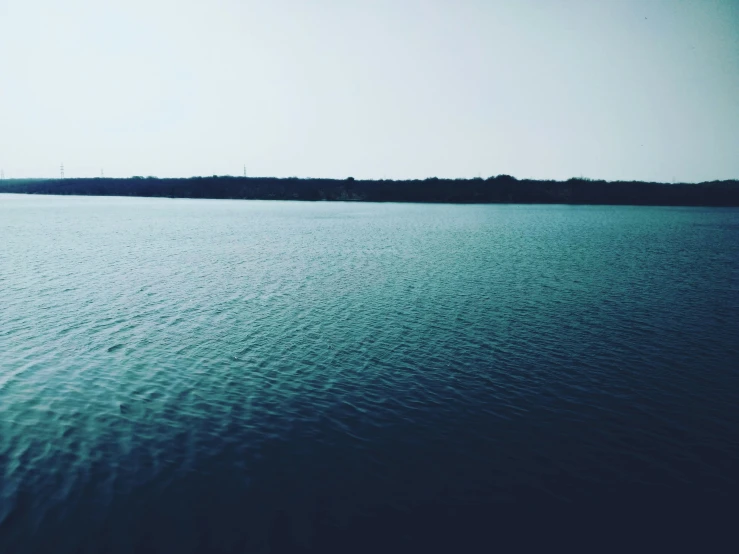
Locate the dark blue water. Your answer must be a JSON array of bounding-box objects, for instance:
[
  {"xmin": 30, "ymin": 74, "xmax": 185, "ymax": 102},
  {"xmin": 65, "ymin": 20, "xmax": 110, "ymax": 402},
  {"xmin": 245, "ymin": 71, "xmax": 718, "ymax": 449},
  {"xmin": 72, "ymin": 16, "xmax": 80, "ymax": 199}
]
[{"xmin": 1, "ymin": 195, "xmax": 738, "ymax": 552}]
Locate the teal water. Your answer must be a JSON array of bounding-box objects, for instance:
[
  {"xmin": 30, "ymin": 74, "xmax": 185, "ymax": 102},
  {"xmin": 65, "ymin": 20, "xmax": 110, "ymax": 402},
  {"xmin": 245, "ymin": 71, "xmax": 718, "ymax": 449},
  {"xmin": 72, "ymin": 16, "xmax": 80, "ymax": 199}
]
[{"xmin": 1, "ymin": 195, "xmax": 738, "ymax": 552}]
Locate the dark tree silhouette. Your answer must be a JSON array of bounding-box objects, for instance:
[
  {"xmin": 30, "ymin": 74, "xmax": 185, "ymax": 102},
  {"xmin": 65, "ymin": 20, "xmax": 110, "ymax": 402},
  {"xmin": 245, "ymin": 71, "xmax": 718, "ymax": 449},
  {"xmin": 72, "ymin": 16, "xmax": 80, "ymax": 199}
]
[{"xmin": 1, "ymin": 175, "xmax": 737, "ymax": 206}]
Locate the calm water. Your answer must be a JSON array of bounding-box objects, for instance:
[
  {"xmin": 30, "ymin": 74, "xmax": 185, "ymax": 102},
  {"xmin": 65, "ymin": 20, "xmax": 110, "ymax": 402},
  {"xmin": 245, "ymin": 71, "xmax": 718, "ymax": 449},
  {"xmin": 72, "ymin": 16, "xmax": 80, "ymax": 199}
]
[{"xmin": 1, "ymin": 195, "xmax": 738, "ymax": 552}]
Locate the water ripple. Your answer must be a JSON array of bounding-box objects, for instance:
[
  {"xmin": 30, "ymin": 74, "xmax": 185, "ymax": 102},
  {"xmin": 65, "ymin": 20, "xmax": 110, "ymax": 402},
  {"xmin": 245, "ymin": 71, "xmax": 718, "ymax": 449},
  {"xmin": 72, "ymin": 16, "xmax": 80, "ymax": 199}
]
[{"xmin": 1, "ymin": 197, "xmax": 738, "ymax": 552}]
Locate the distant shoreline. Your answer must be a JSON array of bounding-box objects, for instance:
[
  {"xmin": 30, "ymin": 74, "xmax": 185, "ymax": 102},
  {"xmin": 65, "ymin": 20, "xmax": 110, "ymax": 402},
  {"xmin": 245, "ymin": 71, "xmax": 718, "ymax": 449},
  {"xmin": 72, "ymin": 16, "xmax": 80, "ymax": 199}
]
[{"xmin": 1, "ymin": 176, "xmax": 738, "ymax": 206}]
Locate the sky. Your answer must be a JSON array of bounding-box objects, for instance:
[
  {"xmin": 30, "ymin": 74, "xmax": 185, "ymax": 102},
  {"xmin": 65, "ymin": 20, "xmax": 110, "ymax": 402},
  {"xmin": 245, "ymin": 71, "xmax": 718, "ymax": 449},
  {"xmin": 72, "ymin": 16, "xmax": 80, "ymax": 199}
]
[{"xmin": 0, "ymin": 0, "xmax": 737, "ymax": 182}]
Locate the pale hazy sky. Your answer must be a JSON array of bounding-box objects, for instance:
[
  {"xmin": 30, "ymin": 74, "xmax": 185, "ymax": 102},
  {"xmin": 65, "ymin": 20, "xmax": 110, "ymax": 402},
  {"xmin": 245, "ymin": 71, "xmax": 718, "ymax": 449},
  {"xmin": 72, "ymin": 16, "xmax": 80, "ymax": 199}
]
[{"xmin": 1, "ymin": 0, "xmax": 737, "ymax": 181}]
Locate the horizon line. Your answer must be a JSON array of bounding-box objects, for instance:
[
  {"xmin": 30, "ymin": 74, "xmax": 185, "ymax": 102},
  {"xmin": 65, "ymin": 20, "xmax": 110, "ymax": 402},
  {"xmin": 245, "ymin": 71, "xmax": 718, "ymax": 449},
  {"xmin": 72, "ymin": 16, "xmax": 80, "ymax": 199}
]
[{"xmin": 1, "ymin": 175, "xmax": 738, "ymax": 186}]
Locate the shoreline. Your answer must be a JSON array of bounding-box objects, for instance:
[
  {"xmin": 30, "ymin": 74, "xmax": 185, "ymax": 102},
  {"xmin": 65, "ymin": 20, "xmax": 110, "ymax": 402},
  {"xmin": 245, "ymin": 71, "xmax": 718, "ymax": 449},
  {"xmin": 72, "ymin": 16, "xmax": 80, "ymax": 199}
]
[{"xmin": 2, "ymin": 176, "xmax": 738, "ymax": 207}]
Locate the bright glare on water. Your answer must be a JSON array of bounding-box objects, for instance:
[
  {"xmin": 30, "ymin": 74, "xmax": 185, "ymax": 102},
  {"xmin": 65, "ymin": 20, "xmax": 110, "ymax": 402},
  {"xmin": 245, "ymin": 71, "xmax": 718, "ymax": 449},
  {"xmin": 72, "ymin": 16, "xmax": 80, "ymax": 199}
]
[{"xmin": 1, "ymin": 195, "xmax": 738, "ymax": 552}]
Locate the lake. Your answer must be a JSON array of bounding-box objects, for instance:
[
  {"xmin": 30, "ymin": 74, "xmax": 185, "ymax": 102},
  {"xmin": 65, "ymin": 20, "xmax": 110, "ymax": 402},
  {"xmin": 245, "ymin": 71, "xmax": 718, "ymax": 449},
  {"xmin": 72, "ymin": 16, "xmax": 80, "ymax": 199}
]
[{"xmin": 1, "ymin": 195, "xmax": 738, "ymax": 552}]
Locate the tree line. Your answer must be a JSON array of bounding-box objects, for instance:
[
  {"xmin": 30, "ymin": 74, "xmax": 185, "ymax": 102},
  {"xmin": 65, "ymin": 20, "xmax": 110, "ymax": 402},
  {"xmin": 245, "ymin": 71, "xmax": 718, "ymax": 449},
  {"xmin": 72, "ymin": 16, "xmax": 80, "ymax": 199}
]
[{"xmin": 1, "ymin": 175, "xmax": 738, "ymax": 206}]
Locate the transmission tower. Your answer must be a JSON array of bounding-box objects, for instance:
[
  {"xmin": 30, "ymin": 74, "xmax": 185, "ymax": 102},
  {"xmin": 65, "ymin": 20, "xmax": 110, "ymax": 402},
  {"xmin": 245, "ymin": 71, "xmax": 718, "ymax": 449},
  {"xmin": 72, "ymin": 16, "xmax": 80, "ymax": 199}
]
[
  {"xmin": 60, "ymin": 163, "xmax": 65, "ymax": 179},
  {"xmin": 243, "ymin": 165, "xmax": 247, "ymax": 178}
]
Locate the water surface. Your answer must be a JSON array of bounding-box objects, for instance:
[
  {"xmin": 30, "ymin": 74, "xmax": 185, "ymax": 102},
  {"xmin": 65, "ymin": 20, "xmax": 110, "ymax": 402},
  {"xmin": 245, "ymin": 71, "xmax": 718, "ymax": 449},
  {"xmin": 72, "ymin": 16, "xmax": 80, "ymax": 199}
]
[{"xmin": 1, "ymin": 195, "xmax": 738, "ymax": 552}]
